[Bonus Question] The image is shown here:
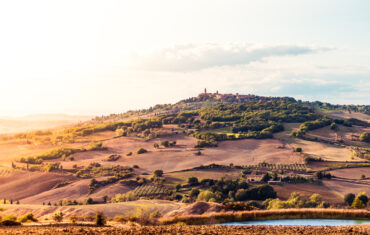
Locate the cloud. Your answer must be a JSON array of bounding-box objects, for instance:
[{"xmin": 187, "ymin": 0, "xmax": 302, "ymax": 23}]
[{"xmin": 131, "ymin": 43, "xmax": 330, "ymax": 72}]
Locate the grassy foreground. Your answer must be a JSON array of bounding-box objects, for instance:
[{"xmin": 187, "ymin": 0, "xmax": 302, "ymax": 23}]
[
  {"xmin": 0, "ymin": 224, "xmax": 369, "ymax": 235},
  {"xmin": 160, "ymin": 209, "xmax": 370, "ymax": 225}
]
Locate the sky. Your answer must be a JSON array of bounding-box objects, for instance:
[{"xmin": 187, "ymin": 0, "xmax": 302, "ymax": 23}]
[{"xmin": 0, "ymin": 0, "xmax": 369, "ymax": 117}]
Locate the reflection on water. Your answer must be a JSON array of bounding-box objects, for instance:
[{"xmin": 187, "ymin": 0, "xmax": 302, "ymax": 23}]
[{"xmin": 222, "ymin": 219, "xmax": 370, "ymax": 226}]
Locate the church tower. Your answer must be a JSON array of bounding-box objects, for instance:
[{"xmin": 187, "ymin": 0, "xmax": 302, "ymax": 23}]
[{"xmin": 204, "ymin": 88, "xmax": 207, "ymax": 94}]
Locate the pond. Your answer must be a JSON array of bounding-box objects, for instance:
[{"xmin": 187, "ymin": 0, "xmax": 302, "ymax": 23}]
[{"xmin": 221, "ymin": 219, "xmax": 370, "ymax": 226}]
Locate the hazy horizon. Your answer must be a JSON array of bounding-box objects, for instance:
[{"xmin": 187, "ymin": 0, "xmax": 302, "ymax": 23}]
[{"xmin": 1, "ymin": 0, "xmax": 369, "ymax": 117}]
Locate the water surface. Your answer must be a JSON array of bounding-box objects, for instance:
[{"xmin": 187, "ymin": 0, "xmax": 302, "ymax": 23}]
[{"xmin": 221, "ymin": 219, "xmax": 370, "ymax": 226}]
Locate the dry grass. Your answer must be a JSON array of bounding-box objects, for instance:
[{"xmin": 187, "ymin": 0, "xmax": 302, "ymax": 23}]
[{"xmin": 1, "ymin": 200, "xmax": 181, "ymax": 220}]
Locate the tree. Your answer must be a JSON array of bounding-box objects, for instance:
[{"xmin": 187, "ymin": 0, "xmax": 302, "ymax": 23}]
[
  {"xmin": 361, "ymin": 174, "xmax": 366, "ymax": 180},
  {"xmin": 52, "ymin": 212, "xmax": 63, "ymax": 222},
  {"xmin": 257, "ymin": 185, "xmax": 277, "ymax": 200},
  {"xmin": 309, "ymin": 193, "xmax": 322, "ymax": 205},
  {"xmin": 197, "ymin": 190, "xmax": 216, "ymax": 202},
  {"xmin": 175, "ymin": 184, "xmax": 181, "ymax": 192},
  {"xmin": 262, "ymin": 173, "xmax": 271, "ymax": 182},
  {"xmin": 102, "ymin": 195, "xmax": 108, "ymax": 203},
  {"xmin": 357, "ymin": 192, "xmax": 368, "ymax": 206},
  {"xmin": 314, "ymin": 171, "xmax": 323, "ymax": 179},
  {"xmin": 94, "ymin": 212, "xmax": 106, "ymax": 226},
  {"xmin": 86, "ymin": 197, "xmax": 94, "ymax": 205},
  {"xmin": 235, "ymin": 189, "xmax": 248, "ymax": 201},
  {"xmin": 161, "ymin": 140, "xmax": 169, "ymax": 147},
  {"xmin": 17, "ymin": 213, "xmax": 38, "ymax": 223},
  {"xmin": 344, "ymin": 193, "xmax": 355, "ymax": 206},
  {"xmin": 188, "ymin": 177, "xmax": 199, "ymax": 186},
  {"xmin": 190, "ymin": 188, "xmax": 200, "ymax": 198},
  {"xmin": 153, "ymin": 143, "xmax": 159, "ymax": 148},
  {"xmin": 330, "ymin": 122, "xmax": 339, "ymax": 131},
  {"xmin": 359, "ymin": 132, "xmax": 370, "ymax": 143},
  {"xmin": 295, "ymin": 147, "xmax": 302, "ymax": 152},
  {"xmin": 352, "ymin": 197, "xmax": 365, "ymax": 209},
  {"xmin": 153, "ymin": 169, "xmax": 163, "ymax": 177}
]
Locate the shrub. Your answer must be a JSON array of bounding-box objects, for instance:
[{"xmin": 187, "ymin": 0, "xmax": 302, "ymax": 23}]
[
  {"xmin": 190, "ymin": 189, "xmax": 200, "ymax": 198},
  {"xmin": 359, "ymin": 132, "xmax": 370, "ymax": 143},
  {"xmin": 330, "ymin": 122, "xmax": 339, "ymax": 131},
  {"xmin": 105, "ymin": 154, "xmax": 121, "ymax": 161},
  {"xmin": 0, "ymin": 220, "xmax": 21, "ymax": 226},
  {"xmin": 295, "ymin": 147, "xmax": 302, "ymax": 152},
  {"xmin": 52, "ymin": 212, "xmax": 63, "ymax": 222},
  {"xmin": 161, "ymin": 140, "xmax": 170, "ymax": 147},
  {"xmin": 137, "ymin": 148, "xmax": 147, "ymax": 154},
  {"xmin": 197, "ymin": 190, "xmax": 216, "ymax": 202},
  {"xmin": 357, "ymin": 192, "xmax": 368, "ymax": 206},
  {"xmin": 111, "ymin": 191, "xmax": 137, "ymax": 203},
  {"xmin": 352, "ymin": 197, "xmax": 365, "ymax": 209},
  {"xmin": 149, "ymin": 210, "xmax": 162, "ymax": 220},
  {"xmin": 87, "ymin": 141, "xmax": 106, "ymax": 151},
  {"xmin": 3, "ymin": 215, "xmax": 17, "ymax": 222},
  {"xmin": 309, "ymin": 193, "xmax": 322, "ymax": 205},
  {"xmin": 127, "ymin": 152, "xmax": 133, "ymax": 156},
  {"xmin": 18, "ymin": 213, "xmax": 37, "ymax": 223},
  {"xmin": 69, "ymin": 216, "xmax": 77, "ymax": 223}
]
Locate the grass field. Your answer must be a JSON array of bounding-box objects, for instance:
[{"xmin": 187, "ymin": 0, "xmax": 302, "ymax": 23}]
[{"xmin": 1, "ymin": 200, "xmax": 181, "ymax": 220}]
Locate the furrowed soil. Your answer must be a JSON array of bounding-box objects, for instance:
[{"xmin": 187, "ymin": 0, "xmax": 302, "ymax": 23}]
[{"xmin": 0, "ymin": 224, "xmax": 369, "ymax": 235}]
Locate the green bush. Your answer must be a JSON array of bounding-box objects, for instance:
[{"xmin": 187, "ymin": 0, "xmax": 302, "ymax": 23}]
[
  {"xmin": 360, "ymin": 132, "xmax": 370, "ymax": 143},
  {"xmin": 52, "ymin": 212, "xmax": 63, "ymax": 222},
  {"xmin": 111, "ymin": 191, "xmax": 137, "ymax": 203},
  {"xmin": 153, "ymin": 169, "xmax": 163, "ymax": 177},
  {"xmin": 137, "ymin": 148, "xmax": 148, "ymax": 154},
  {"xmin": 197, "ymin": 190, "xmax": 217, "ymax": 202},
  {"xmin": 161, "ymin": 140, "xmax": 170, "ymax": 147},
  {"xmin": 87, "ymin": 141, "xmax": 106, "ymax": 151},
  {"xmin": 18, "ymin": 213, "xmax": 38, "ymax": 223},
  {"xmin": 352, "ymin": 197, "xmax": 365, "ymax": 209}
]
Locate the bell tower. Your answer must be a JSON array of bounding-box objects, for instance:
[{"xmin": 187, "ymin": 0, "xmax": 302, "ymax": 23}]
[{"xmin": 204, "ymin": 88, "xmax": 207, "ymax": 94}]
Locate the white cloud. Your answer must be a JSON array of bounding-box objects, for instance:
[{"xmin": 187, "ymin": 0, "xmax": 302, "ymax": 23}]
[{"xmin": 131, "ymin": 43, "xmax": 330, "ymax": 72}]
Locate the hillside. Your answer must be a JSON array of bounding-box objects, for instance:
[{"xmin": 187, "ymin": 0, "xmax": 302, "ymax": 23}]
[{"xmin": 0, "ymin": 91, "xmax": 369, "ymax": 220}]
